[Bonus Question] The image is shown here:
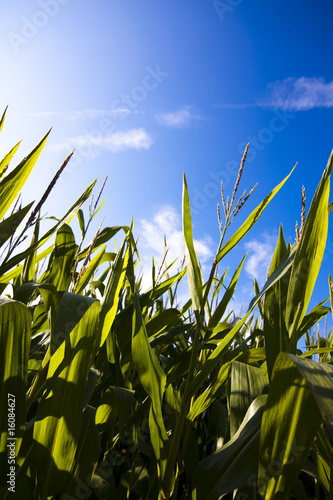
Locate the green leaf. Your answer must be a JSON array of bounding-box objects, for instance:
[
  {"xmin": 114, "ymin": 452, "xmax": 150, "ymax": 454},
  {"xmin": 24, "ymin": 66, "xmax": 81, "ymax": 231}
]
[
  {"xmin": 77, "ymin": 225, "xmax": 129, "ymax": 262},
  {"xmin": 0, "ymin": 180, "xmax": 97, "ymax": 276},
  {"xmin": 132, "ymin": 291, "xmax": 169, "ymax": 481},
  {"xmin": 0, "ymin": 297, "xmax": 31, "ymax": 487},
  {"xmin": 0, "ymin": 129, "xmax": 50, "ymax": 220},
  {"xmin": 0, "ymin": 142, "xmax": 21, "ymax": 180},
  {"xmin": 140, "ymin": 268, "xmax": 187, "ymax": 308},
  {"xmin": 291, "ymin": 355, "xmax": 333, "ymax": 443},
  {"xmin": 33, "ymin": 296, "xmax": 100, "ymax": 497},
  {"xmin": 74, "ymin": 244, "xmax": 106, "ymax": 295},
  {"xmin": 77, "ymin": 209, "xmax": 85, "ymax": 237},
  {"xmin": 95, "ymin": 387, "xmax": 118, "ymax": 433},
  {"xmin": 248, "ymin": 242, "xmax": 298, "ymax": 312},
  {"xmin": 0, "ymin": 106, "xmax": 7, "ymax": 133},
  {"xmin": 328, "ymin": 201, "xmax": 333, "ymax": 214},
  {"xmin": 63, "ymin": 405, "xmax": 101, "ymax": 497},
  {"xmin": 22, "ymin": 210, "xmax": 40, "ymax": 283},
  {"xmin": 229, "ymin": 361, "xmax": 268, "ymax": 438},
  {"xmin": 46, "ymin": 224, "xmax": 77, "ymax": 291},
  {"xmin": 216, "ymin": 164, "xmax": 296, "ymax": 263},
  {"xmin": 329, "ymin": 274, "xmax": 333, "ymax": 321},
  {"xmin": 0, "ymin": 202, "xmax": 34, "ymax": 248},
  {"xmin": 209, "ymin": 254, "xmax": 246, "ymax": 329},
  {"xmin": 193, "ymin": 395, "xmax": 267, "ymax": 500},
  {"xmin": 184, "ymin": 302, "xmax": 261, "ymax": 399},
  {"xmin": 97, "ymin": 235, "xmax": 130, "ymax": 349},
  {"xmin": 285, "ymin": 150, "xmax": 333, "ymax": 342},
  {"xmin": 146, "ymin": 308, "xmax": 182, "ymax": 339},
  {"xmin": 0, "ymin": 246, "xmax": 52, "ymax": 287},
  {"xmin": 182, "ymin": 173, "xmax": 202, "ymax": 312},
  {"xmin": 188, "ymin": 348, "xmax": 267, "ymax": 421},
  {"xmin": 297, "ymin": 299, "xmax": 330, "ymax": 340},
  {"xmin": 263, "ymin": 224, "xmax": 289, "ymax": 380},
  {"xmin": 327, "ymin": 201, "xmax": 333, "ymax": 214},
  {"xmin": 258, "ymin": 352, "xmax": 333, "ymax": 498}
]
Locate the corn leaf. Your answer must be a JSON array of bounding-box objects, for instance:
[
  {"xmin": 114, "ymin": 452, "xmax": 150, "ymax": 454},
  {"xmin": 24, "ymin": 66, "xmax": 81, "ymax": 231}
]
[
  {"xmin": 44, "ymin": 224, "xmax": 77, "ymax": 291},
  {"xmin": 209, "ymin": 254, "xmax": 246, "ymax": 329},
  {"xmin": 329, "ymin": 274, "xmax": 333, "ymax": 320},
  {"xmin": 97, "ymin": 235, "xmax": 130, "ymax": 349},
  {"xmin": 0, "ymin": 130, "xmax": 50, "ymax": 220},
  {"xmin": 0, "ymin": 142, "xmax": 21, "ymax": 180},
  {"xmin": 328, "ymin": 201, "xmax": 333, "ymax": 214},
  {"xmin": 182, "ymin": 173, "xmax": 202, "ymax": 312},
  {"xmin": 258, "ymin": 352, "xmax": 333, "ymax": 498},
  {"xmin": 0, "ymin": 298, "xmax": 31, "ymax": 487},
  {"xmin": 193, "ymin": 395, "xmax": 267, "ymax": 500},
  {"xmin": 285, "ymin": 150, "xmax": 332, "ymax": 342},
  {"xmin": 297, "ymin": 299, "xmax": 330, "ymax": 340},
  {"xmin": 0, "ymin": 243, "xmax": 54, "ymax": 285},
  {"xmin": 77, "ymin": 209, "xmax": 85, "ymax": 238},
  {"xmin": 264, "ymin": 224, "xmax": 289, "ymax": 380},
  {"xmin": 146, "ymin": 308, "xmax": 182, "ymax": 339},
  {"xmin": 188, "ymin": 348, "xmax": 267, "ymax": 421},
  {"xmin": 77, "ymin": 225, "xmax": 130, "ymax": 262},
  {"xmin": 216, "ymin": 164, "xmax": 296, "ymax": 263},
  {"xmin": 95, "ymin": 386, "xmax": 118, "ymax": 433},
  {"xmin": 184, "ymin": 301, "xmax": 261, "ymax": 399},
  {"xmin": 74, "ymin": 244, "xmax": 106, "ymax": 295},
  {"xmin": 0, "ymin": 180, "xmax": 96, "ymax": 276},
  {"xmin": 132, "ymin": 291, "xmax": 169, "ymax": 482},
  {"xmin": 63, "ymin": 405, "xmax": 101, "ymax": 496},
  {"xmin": 0, "ymin": 202, "xmax": 34, "ymax": 248},
  {"xmin": 0, "ymin": 106, "xmax": 7, "ymax": 133},
  {"xmin": 22, "ymin": 210, "xmax": 40, "ymax": 283},
  {"xmin": 229, "ymin": 361, "xmax": 268, "ymax": 438},
  {"xmin": 33, "ymin": 296, "xmax": 100, "ymax": 497}
]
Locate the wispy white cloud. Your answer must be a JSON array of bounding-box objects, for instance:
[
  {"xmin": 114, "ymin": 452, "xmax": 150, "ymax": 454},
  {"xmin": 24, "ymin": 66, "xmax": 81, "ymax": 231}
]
[
  {"xmin": 137, "ymin": 205, "xmax": 213, "ymax": 292},
  {"xmin": 29, "ymin": 108, "xmax": 137, "ymax": 121},
  {"xmin": 216, "ymin": 77, "xmax": 333, "ymax": 112},
  {"xmin": 155, "ymin": 106, "xmax": 203, "ymax": 127},
  {"xmin": 50, "ymin": 128, "xmax": 153, "ymax": 155},
  {"xmin": 261, "ymin": 77, "xmax": 333, "ymax": 111},
  {"xmin": 215, "ymin": 103, "xmax": 258, "ymax": 110},
  {"xmin": 244, "ymin": 233, "xmax": 278, "ymax": 287}
]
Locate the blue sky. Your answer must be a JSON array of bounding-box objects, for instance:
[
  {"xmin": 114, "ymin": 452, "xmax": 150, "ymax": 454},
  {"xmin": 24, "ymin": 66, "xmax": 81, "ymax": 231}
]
[{"xmin": 0, "ymin": 1, "xmax": 332, "ymax": 338}]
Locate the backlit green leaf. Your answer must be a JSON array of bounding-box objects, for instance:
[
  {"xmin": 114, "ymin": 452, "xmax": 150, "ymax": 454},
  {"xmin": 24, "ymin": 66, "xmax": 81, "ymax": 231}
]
[
  {"xmin": 182, "ymin": 173, "xmax": 202, "ymax": 312},
  {"xmin": 132, "ymin": 291, "xmax": 169, "ymax": 481},
  {"xmin": 33, "ymin": 296, "xmax": 100, "ymax": 497},
  {"xmin": 285, "ymin": 151, "xmax": 332, "ymax": 342},
  {"xmin": 0, "ymin": 298, "xmax": 31, "ymax": 487},
  {"xmin": 0, "ymin": 130, "xmax": 50, "ymax": 220},
  {"xmin": 258, "ymin": 352, "xmax": 333, "ymax": 498}
]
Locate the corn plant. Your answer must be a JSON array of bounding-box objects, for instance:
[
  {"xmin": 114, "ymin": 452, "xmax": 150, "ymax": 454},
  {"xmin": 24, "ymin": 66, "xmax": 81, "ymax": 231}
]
[{"xmin": 0, "ymin": 107, "xmax": 332, "ymax": 499}]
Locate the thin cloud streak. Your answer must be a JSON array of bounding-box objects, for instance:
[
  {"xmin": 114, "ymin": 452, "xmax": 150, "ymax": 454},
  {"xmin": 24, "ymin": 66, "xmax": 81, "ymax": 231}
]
[
  {"xmin": 50, "ymin": 128, "xmax": 153, "ymax": 155},
  {"xmin": 216, "ymin": 77, "xmax": 333, "ymax": 112},
  {"xmin": 155, "ymin": 106, "xmax": 203, "ymax": 127},
  {"xmin": 215, "ymin": 103, "xmax": 258, "ymax": 110},
  {"xmin": 29, "ymin": 108, "xmax": 137, "ymax": 121}
]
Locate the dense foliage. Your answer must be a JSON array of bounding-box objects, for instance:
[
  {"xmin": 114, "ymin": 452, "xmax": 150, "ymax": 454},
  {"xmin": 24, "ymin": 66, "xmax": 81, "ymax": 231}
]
[{"xmin": 0, "ymin": 107, "xmax": 332, "ymax": 499}]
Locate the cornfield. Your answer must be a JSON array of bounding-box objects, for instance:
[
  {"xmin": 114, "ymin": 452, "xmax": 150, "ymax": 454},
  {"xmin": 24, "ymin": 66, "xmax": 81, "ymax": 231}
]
[{"xmin": 0, "ymin": 107, "xmax": 333, "ymax": 499}]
